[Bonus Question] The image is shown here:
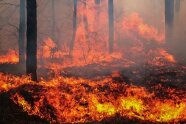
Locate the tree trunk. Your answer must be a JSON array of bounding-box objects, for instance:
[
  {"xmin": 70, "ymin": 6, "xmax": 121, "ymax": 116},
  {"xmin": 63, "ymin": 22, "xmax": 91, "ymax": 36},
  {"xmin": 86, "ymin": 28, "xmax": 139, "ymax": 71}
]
[
  {"xmin": 165, "ymin": 0, "xmax": 174, "ymax": 42},
  {"xmin": 108, "ymin": 0, "xmax": 114, "ymax": 53},
  {"xmin": 175, "ymin": 0, "xmax": 180, "ymax": 14},
  {"xmin": 51, "ymin": 0, "xmax": 56, "ymax": 42},
  {"xmin": 83, "ymin": 0, "xmax": 90, "ymax": 51},
  {"xmin": 95, "ymin": 0, "xmax": 101, "ymax": 4},
  {"xmin": 69, "ymin": 0, "xmax": 77, "ymax": 55},
  {"xmin": 26, "ymin": 0, "xmax": 37, "ymax": 81},
  {"xmin": 18, "ymin": 0, "xmax": 26, "ymax": 63},
  {"xmin": 95, "ymin": 0, "xmax": 101, "ymax": 30}
]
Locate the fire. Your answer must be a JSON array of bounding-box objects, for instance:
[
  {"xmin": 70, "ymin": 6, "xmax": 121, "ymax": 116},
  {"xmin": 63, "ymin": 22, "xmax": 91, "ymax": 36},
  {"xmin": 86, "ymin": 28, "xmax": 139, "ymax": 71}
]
[
  {"xmin": 155, "ymin": 101, "xmax": 186, "ymax": 122},
  {"xmin": 0, "ymin": 49, "xmax": 19, "ymax": 64},
  {"xmin": 0, "ymin": 11, "xmax": 171, "ymax": 69},
  {"xmin": 38, "ymin": 37, "xmax": 127, "ymax": 73},
  {"xmin": 11, "ymin": 93, "xmax": 32, "ymax": 112},
  {"xmin": 120, "ymin": 97, "xmax": 144, "ymax": 114},
  {"xmin": 0, "ymin": 73, "xmax": 32, "ymax": 92},
  {"xmin": 0, "ymin": 73, "xmax": 185, "ymax": 123},
  {"xmin": 39, "ymin": 38, "xmax": 57, "ymax": 59},
  {"xmin": 0, "ymin": 1, "xmax": 185, "ymax": 123},
  {"xmin": 119, "ymin": 13, "xmax": 165, "ymax": 44},
  {"xmin": 159, "ymin": 49, "xmax": 176, "ymax": 63},
  {"xmin": 38, "ymin": 37, "xmax": 175, "ymax": 73},
  {"xmin": 92, "ymin": 95, "xmax": 116, "ymax": 116}
]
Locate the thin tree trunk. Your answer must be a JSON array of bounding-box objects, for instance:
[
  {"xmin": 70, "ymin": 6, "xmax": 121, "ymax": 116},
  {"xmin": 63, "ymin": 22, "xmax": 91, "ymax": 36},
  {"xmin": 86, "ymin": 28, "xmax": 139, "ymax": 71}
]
[
  {"xmin": 95, "ymin": 0, "xmax": 101, "ymax": 31},
  {"xmin": 108, "ymin": 0, "xmax": 114, "ymax": 53},
  {"xmin": 83, "ymin": 0, "xmax": 90, "ymax": 51},
  {"xmin": 18, "ymin": 0, "xmax": 26, "ymax": 63},
  {"xmin": 70, "ymin": 0, "xmax": 77, "ymax": 55},
  {"xmin": 165, "ymin": 0, "xmax": 174, "ymax": 42},
  {"xmin": 175, "ymin": 0, "xmax": 180, "ymax": 14},
  {"xmin": 153, "ymin": 0, "xmax": 159, "ymax": 28},
  {"xmin": 26, "ymin": 0, "xmax": 37, "ymax": 81},
  {"xmin": 51, "ymin": 0, "xmax": 56, "ymax": 42}
]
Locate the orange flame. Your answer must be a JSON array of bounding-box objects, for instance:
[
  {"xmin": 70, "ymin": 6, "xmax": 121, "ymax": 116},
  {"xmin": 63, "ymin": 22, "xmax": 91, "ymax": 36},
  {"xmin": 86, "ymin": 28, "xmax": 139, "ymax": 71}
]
[
  {"xmin": 0, "ymin": 49, "xmax": 19, "ymax": 64},
  {"xmin": 119, "ymin": 13, "xmax": 165, "ymax": 44},
  {"xmin": 0, "ymin": 2, "xmax": 184, "ymax": 123},
  {"xmin": 0, "ymin": 73, "xmax": 185, "ymax": 123}
]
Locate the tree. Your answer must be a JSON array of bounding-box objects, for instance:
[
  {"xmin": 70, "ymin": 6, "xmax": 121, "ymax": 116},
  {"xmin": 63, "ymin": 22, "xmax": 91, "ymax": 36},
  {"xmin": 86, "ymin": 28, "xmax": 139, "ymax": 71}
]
[
  {"xmin": 82, "ymin": 0, "xmax": 90, "ymax": 51},
  {"xmin": 18, "ymin": 0, "xmax": 26, "ymax": 64},
  {"xmin": 69, "ymin": 0, "xmax": 77, "ymax": 55},
  {"xmin": 26, "ymin": 0, "xmax": 37, "ymax": 81},
  {"xmin": 108, "ymin": 0, "xmax": 114, "ymax": 53},
  {"xmin": 51, "ymin": 0, "xmax": 56, "ymax": 42},
  {"xmin": 165, "ymin": 0, "xmax": 174, "ymax": 42}
]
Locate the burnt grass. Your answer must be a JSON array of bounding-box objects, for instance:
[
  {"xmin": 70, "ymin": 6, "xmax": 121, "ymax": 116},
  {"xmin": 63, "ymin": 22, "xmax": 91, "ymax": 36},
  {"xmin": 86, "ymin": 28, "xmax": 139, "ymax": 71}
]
[{"xmin": 0, "ymin": 62, "xmax": 186, "ymax": 124}]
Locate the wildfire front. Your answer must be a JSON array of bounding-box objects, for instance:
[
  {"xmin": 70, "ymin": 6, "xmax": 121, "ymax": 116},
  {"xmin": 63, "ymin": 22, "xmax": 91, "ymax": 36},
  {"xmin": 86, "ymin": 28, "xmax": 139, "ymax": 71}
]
[{"xmin": 0, "ymin": 0, "xmax": 185, "ymax": 124}]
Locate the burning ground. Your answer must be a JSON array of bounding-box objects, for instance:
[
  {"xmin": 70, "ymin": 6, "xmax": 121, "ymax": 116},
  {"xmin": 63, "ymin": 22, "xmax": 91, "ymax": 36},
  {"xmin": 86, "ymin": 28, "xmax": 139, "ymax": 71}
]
[{"xmin": 0, "ymin": 62, "xmax": 186, "ymax": 123}]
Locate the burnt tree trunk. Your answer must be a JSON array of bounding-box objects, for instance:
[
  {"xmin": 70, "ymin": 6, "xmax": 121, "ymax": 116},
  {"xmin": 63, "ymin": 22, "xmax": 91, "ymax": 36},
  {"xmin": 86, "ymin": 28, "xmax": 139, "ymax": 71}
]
[
  {"xmin": 18, "ymin": 0, "xmax": 26, "ymax": 63},
  {"xmin": 108, "ymin": 0, "xmax": 114, "ymax": 53},
  {"xmin": 70, "ymin": 0, "xmax": 77, "ymax": 55},
  {"xmin": 165, "ymin": 0, "xmax": 174, "ymax": 42},
  {"xmin": 26, "ymin": 0, "xmax": 37, "ymax": 81}
]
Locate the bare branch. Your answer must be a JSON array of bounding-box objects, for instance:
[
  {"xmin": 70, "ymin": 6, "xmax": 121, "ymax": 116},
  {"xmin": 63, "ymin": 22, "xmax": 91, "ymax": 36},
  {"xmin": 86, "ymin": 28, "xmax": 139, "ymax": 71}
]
[{"xmin": 0, "ymin": 2, "xmax": 19, "ymax": 7}]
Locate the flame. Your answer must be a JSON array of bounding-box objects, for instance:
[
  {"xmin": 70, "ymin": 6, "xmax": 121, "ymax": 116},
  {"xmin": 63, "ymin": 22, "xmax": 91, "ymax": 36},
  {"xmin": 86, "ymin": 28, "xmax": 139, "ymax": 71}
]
[
  {"xmin": 120, "ymin": 97, "xmax": 144, "ymax": 114},
  {"xmin": 0, "ymin": 12, "xmax": 170, "ymax": 68},
  {"xmin": 39, "ymin": 38, "xmax": 57, "ymax": 59},
  {"xmin": 0, "ymin": 1, "xmax": 184, "ymax": 123},
  {"xmin": 0, "ymin": 73, "xmax": 185, "ymax": 123},
  {"xmin": 159, "ymin": 49, "xmax": 176, "ymax": 63},
  {"xmin": 119, "ymin": 13, "xmax": 165, "ymax": 44},
  {"xmin": 0, "ymin": 73, "xmax": 32, "ymax": 92},
  {"xmin": 11, "ymin": 93, "xmax": 32, "ymax": 112},
  {"xmin": 0, "ymin": 49, "xmax": 19, "ymax": 64}
]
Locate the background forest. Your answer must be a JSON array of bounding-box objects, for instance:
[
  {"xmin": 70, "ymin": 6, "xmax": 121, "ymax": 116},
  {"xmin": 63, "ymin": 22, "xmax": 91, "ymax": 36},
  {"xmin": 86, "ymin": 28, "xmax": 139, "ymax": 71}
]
[{"xmin": 0, "ymin": 0, "xmax": 186, "ymax": 124}]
